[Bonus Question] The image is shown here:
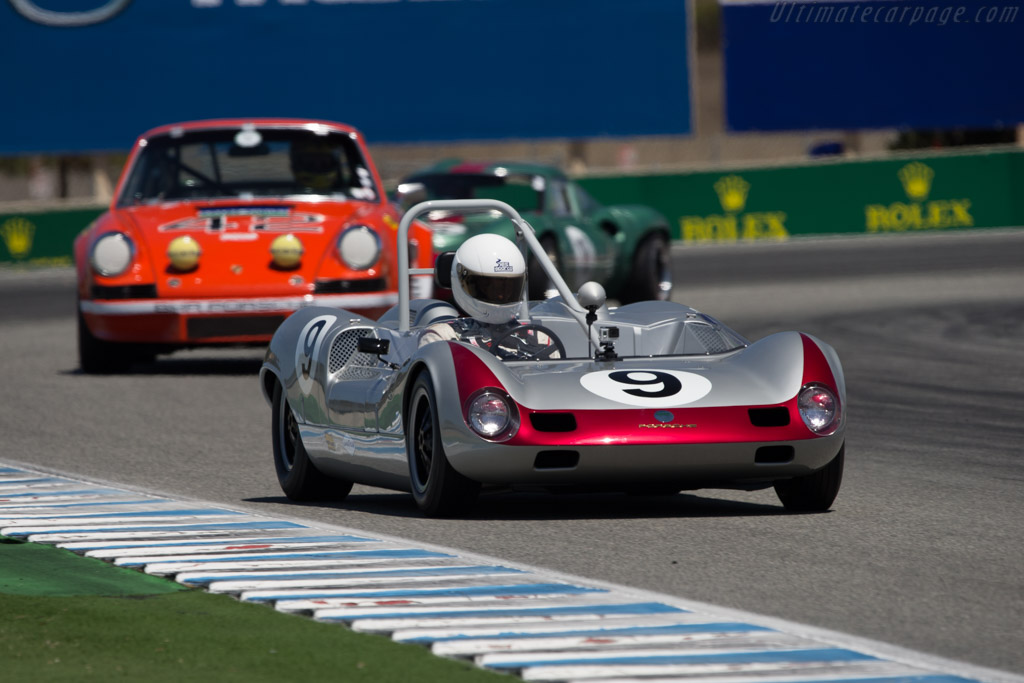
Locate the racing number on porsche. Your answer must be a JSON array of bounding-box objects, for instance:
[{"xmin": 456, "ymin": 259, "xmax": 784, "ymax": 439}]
[
  {"xmin": 609, "ymin": 370, "xmax": 682, "ymax": 398},
  {"xmin": 580, "ymin": 369, "xmax": 713, "ymax": 407},
  {"xmin": 296, "ymin": 314, "xmax": 336, "ymax": 395}
]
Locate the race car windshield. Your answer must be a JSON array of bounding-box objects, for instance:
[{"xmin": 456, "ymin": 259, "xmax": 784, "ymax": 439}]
[
  {"xmin": 456, "ymin": 265, "xmax": 525, "ymax": 304},
  {"xmin": 412, "ymin": 173, "xmax": 542, "ymax": 214},
  {"xmin": 118, "ymin": 128, "xmax": 380, "ymax": 205}
]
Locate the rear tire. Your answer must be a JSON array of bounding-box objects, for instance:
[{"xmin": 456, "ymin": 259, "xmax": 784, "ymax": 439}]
[
  {"xmin": 774, "ymin": 443, "xmax": 844, "ymax": 512},
  {"xmin": 272, "ymin": 381, "xmax": 353, "ymax": 502},
  {"xmin": 620, "ymin": 233, "xmax": 672, "ymax": 304},
  {"xmin": 406, "ymin": 371, "xmax": 480, "ymax": 517}
]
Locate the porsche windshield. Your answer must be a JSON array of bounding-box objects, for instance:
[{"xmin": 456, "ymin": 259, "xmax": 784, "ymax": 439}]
[{"xmin": 118, "ymin": 128, "xmax": 379, "ymax": 205}]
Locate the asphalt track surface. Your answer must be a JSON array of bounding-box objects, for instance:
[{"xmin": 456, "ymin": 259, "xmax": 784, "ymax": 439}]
[{"xmin": 1, "ymin": 228, "xmax": 1022, "ymax": 676}]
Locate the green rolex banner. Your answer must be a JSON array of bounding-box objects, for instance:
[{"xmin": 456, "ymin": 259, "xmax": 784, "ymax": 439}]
[
  {"xmin": 0, "ymin": 207, "xmax": 103, "ymax": 266},
  {"xmin": 579, "ymin": 148, "xmax": 1024, "ymax": 243}
]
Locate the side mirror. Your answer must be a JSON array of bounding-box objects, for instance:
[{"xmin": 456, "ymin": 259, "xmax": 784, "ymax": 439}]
[
  {"xmin": 434, "ymin": 251, "xmax": 455, "ymax": 289},
  {"xmin": 357, "ymin": 337, "xmax": 390, "ymax": 355},
  {"xmin": 395, "ymin": 182, "xmax": 427, "ymax": 211},
  {"xmin": 577, "ymin": 281, "xmax": 607, "ymax": 311}
]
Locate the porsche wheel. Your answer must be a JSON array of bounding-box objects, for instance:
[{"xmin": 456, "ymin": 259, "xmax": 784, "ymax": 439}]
[
  {"xmin": 406, "ymin": 371, "xmax": 480, "ymax": 517},
  {"xmin": 271, "ymin": 381, "xmax": 353, "ymax": 502},
  {"xmin": 528, "ymin": 235, "xmax": 561, "ymax": 300},
  {"xmin": 774, "ymin": 443, "xmax": 844, "ymax": 512},
  {"xmin": 620, "ymin": 233, "xmax": 672, "ymax": 304},
  {"xmin": 78, "ymin": 307, "xmax": 132, "ymax": 374}
]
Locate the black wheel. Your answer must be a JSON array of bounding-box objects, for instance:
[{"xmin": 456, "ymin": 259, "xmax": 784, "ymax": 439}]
[
  {"xmin": 528, "ymin": 235, "xmax": 561, "ymax": 300},
  {"xmin": 78, "ymin": 306, "xmax": 133, "ymax": 374},
  {"xmin": 271, "ymin": 381, "xmax": 353, "ymax": 502},
  {"xmin": 774, "ymin": 443, "xmax": 844, "ymax": 512},
  {"xmin": 488, "ymin": 323, "xmax": 565, "ymax": 361},
  {"xmin": 406, "ymin": 371, "xmax": 480, "ymax": 517},
  {"xmin": 620, "ymin": 233, "xmax": 672, "ymax": 304}
]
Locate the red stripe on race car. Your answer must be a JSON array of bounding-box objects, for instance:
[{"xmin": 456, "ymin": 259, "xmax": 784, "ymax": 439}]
[
  {"xmin": 799, "ymin": 333, "xmax": 839, "ymax": 393},
  {"xmin": 449, "ymin": 342, "xmax": 502, "ymax": 407}
]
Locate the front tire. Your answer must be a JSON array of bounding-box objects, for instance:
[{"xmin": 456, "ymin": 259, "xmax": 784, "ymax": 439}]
[
  {"xmin": 78, "ymin": 307, "xmax": 133, "ymax": 374},
  {"xmin": 271, "ymin": 381, "xmax": 353, "ymax": 502},
  {"xmin": 620, "ymin": 233, "xmax": 672, "ymax": 304},
  {"xmin": 774, "ymin": 443, "xmax": 844, "ymax": 512},
  {"xmin": 406, "ymin": 371, "xmax": 480, "ymax": 517}
]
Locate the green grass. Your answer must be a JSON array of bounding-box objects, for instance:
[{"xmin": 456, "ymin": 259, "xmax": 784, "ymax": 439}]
[{"xmin": 0, "ymin": 538, "xmax": 510, "ymax": 682}]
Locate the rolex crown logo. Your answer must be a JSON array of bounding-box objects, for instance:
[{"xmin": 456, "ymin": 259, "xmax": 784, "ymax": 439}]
[
  {"xmin": 714, "ymin": 175, "xmax": 750, "ymax": 213},
  {"xmin": 898, "ymin": 161, "xmax": 934, "ymax": 201},
  {"xmin": 1, "ymin": 217, "xmax": 36, "ymax": 259}
]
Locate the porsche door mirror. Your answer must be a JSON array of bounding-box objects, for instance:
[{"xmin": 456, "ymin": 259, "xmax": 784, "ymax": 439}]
[{"xmin": 357, "ymin": 337, "xmax": 390, "ymax": 355}]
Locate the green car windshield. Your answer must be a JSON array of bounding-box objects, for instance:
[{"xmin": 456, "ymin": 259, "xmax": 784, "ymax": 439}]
[
  {"xmin": 118, "ymin": 128, "xmax": 379, "ymax": 206},
  {"xmin": 412, "ymin": 173, "xmax": 543, "ymax": 214}
]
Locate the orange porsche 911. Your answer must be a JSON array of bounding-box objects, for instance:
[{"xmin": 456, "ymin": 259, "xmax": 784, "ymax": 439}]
[{"xmin": 74, "ymin": 118, "xmax": 434, "ymax": 373}]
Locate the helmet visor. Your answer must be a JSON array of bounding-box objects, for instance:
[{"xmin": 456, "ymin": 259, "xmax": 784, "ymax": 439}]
[{"xmin": 456, "ymin": 264, "xmax": 525, "ymax": 305}]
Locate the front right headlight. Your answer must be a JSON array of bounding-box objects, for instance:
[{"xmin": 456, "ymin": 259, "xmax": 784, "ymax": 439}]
[
  {"xmin": 466, "ymin": 389, "xmax": 519, "ymax": 441},
  {"xmin": 90, "ymin": 232, "xmax": 134, "ymax": 277},
  {"xmin": 798, "ymin": 384, "xmax": 840, "ymax": 435},
  {"xmin": 337, "ymin": 225, "xmax": 380, "ymax": 270}
]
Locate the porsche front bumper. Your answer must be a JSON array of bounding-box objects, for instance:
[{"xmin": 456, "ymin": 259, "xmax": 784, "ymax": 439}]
[
  {"xmin": 443, "ymin": 432, "xmax": 845, "ymax": 488},
  {"xmin": 80, "ymin": 292, "xmax": 398, "ymax": 344}
]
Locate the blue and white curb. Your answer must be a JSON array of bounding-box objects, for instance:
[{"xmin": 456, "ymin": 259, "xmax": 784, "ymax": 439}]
[{"xmin": 1, "ymin": 464, "xmax": 1020, "ymax": 683}]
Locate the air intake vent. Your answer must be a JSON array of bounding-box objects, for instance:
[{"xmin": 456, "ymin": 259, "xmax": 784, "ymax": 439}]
[
  {"xmin": 314, "ymin": 277, "xmax": 387, "ymax": 294},
  {"xmin": 328, "ymin": 328, "xmax": 372, "ymax": 374},
  {"xmin": 691, "ymin": 322, "xmax": 732, "ymax": 353},
  {"xmin": 92, "ymin": 284, "xmax": 158, "ymax": 300},
  {"xmin": 186, "ymin": 316, "xmax": 285, "ymax": 339},
  {"xmin": 529, "ymin": 413, "xmax": 577, "ymax": 432},
  {"xmin": 534, "ymin": 451, "xmax": 580, "ymax": 469},
  {"xmin": 749, "ymin": 407, "xmax": 790, "ymax": 427},
  {"xmin": 755, "ymin": 446, "xmax": 794, "ymax": 463}
]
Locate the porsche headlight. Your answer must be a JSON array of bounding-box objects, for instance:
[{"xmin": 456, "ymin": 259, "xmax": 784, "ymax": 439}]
[
  {"xmin": 467, "ymin": 390, "xmax": 518, "ymax": 440},
  {"xmin": 337, "ymin": 225, "xmax": 380, "ymax": 270},
  {"xmin": 798, "ymin": 384, "xmax": 840, "ymax": 435},
  {"xmin": 90, "ymin": 232, "xmax": 134, "ymax": 276}
]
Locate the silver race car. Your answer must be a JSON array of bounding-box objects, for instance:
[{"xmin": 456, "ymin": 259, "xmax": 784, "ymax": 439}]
[{"xmin": 259, "ymin": 199, "xmax": 846, "ymax": 517}]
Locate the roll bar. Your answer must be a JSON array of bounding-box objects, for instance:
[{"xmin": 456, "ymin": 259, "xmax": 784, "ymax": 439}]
[{"xmin": 397, "ymin": 199, "xmax": 600, "ymax": 351}]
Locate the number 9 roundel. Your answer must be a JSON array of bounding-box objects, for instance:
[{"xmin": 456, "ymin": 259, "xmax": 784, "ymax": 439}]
[
  {"xmin": 579, "ymin": 369, "xmax": 712, "ymax": 407},
  {"xmin": 296, "ymin": 314, "xmax": 337, "ymax": 396}
]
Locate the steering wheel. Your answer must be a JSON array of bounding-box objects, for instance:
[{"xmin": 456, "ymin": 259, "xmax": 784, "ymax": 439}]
[{"xmin": 488, "ymin": 323, "xmax": 566, "ymax": 361}]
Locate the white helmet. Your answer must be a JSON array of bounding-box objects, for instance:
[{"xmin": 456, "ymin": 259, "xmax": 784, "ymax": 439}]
[{"xmin": 451, "ymin": 234, "xmax": 526, "ymax": 324}]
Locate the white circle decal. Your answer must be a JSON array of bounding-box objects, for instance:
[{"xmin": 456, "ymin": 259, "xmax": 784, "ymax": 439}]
[
  {"xmin": 296, "ymin": 314, "xmax": 336, "ymax": 396},
  {"xmin": 580, "ymin": 369, "xmax": 712, "ymax": 407}
]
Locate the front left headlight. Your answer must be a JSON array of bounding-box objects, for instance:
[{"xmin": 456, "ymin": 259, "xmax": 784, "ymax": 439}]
[
  {"xmin": 90, "ymin": 232, "xmax": 134, "ymax": 277},
  {"xmin": 466, "ymin": 389, "xmax": 519, "ymax": 441},
  {"xmin": 337, "ymin": 225, "xmax": 380, "ymax": 270},
  {"xmin": 798, "ymin": 384, "xmax": 841, "ymax": 435}
]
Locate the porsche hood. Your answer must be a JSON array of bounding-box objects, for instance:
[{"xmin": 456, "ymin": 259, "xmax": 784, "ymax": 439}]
[{"xmin": 456, "ymin": 331, "xmax": 837, "ymax": 412}]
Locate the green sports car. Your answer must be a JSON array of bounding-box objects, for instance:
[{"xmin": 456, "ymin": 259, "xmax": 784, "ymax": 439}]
[{"xmin": 395, "ymin": 160, "xmax": 673, "ymax": 304}]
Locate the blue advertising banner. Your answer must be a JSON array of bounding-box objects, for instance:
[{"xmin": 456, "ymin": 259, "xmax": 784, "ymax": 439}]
[
  {"xmin": 721, "ymin": 0, "xmax": 1024, "ymax": 131},
  {"xmin": 0, "ymin": 0, "xmax": 692, "ymax": 154}
]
